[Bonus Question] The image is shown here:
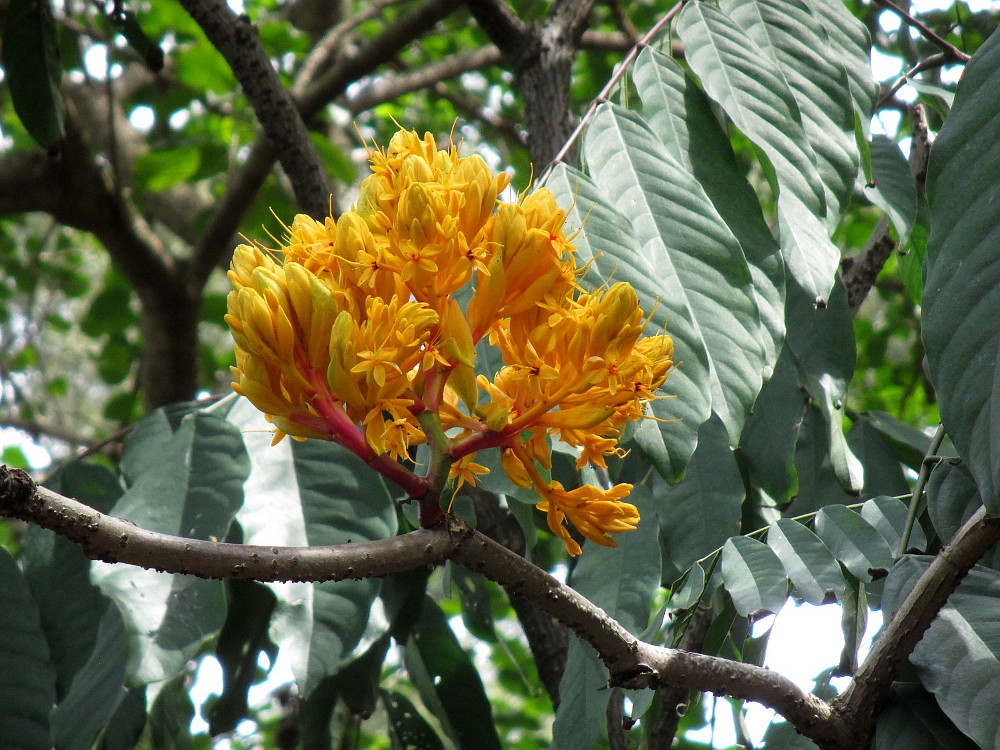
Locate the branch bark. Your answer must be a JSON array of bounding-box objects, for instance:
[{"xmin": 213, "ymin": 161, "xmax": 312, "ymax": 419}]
[
  {"xmin": 176, "ymin": 0, "xmax": 332, "ymax": 219},
  {"xmin": 467, "ymin": 0, "xmax": 597, "ymax": 166},
  {"xmin": 832, "ymin": 506, "xmax": 1000, "ymax": 744},
  {"xmin": 0, "ymin": 466, "xmax": 851, "ymax": 747}
]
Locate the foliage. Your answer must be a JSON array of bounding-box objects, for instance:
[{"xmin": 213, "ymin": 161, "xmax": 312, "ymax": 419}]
[{"xmin": 2, "ymin": 0, "xmax": 1000, "ymax": 749}]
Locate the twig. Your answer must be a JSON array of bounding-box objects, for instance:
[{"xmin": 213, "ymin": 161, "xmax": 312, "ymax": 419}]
[
  {"xmin": 537, "ymin": 2, "xmax": 682, "ymax": 182},
  {"xmin": 871, "ymin": 0, "xmax": 970, "ymax": 63}
]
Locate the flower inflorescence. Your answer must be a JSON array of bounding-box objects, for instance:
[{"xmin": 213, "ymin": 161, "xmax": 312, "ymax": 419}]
[{"xmin": 226, "ymin": 128, "xmax": 673, "ymax": 555}]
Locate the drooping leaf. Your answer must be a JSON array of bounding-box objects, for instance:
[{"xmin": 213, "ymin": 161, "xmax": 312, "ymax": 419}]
[
  {"xmin": 721, "ymin": 0, "xmax": 858, "ymax": 220},
  {"xmin": 811, "ymin": 0, "xmax": 878, "ymax": 123},
  {"xmin": 581, "ymin": 102, "xmax": 768, "ymax": 448},
  {"xmin": 552, "ymin": 639, "xmax": 609, "ymax": 750},
  {"xmin": 677, "ymin": 0, "xmax": 839, "ymax": 301},
  {"xmin": 449, "ymin": 563, "xmax": 497, "ymax": 642},
  {"xmin": 813, "ymin": 505, "xmax": 894, "ymax": 582},
  {"xmin": 926, "ymin": 460, "xmax": 984, "ymax": 544},
  {"xmin": 657, "ymin": 415, "xmax": 745, "ymax": 578},
  {"xmin": 786, "ymin": 277, "xmax": 863, "ymax": 493},
  {"xmin": 631, "ymin": 47, "xmax": 784, "ymax": 365},
  {"xmin": 767, "ymin": 519, "xmax": 845, "ymax": 605},
  {"xmin": 403, "ymin": 597, "xmax": 500, "ymax": 750},
  {"xmin": 923, "ymin": 29, "xmax": 1000, "ymax": 516},
  {"xmin": 2, "ymin": 0, "xmax": 65, "ymax": 147},
  {"xmin": 90, "ymin": 406, "xmax": 250, "ymax": 684},
  {"xmin": 226, "ymin": 396, "xmax": 397, "ymax": 694},
  {"xmin": 50, "ymin": 606, "xmax": 128, "ymax": 750},
  {"xmin": 862, "ymin": 410, "xmax": 935, "ymax": 471},
  {"xmin": 671, "ymin": 562, "xmax": 706, "ymax": 610},
  {"xmin": 0, "ymin": 548, "xmax": 55, "ymax": 750},
  {"xmin": 721, "ymin": 536, "xmax": 789, "ymax": 616},
  {"xmin": 790, "ymin": 404, "xmax": 857, "ymax": 516},
  {"xmin": 864, "ymin": 135, "xmax": 918, "ymax": 246},
  {"xmin": 147, "ymin": 672, "xmax": 196, "ymax": 750},
  {"xmin": 883, "ymin": 557, "xmax": 1000, "ymax": 748},
  {"xmin": 207, "ymin": 579, "xmax": 277, "ymax": 735},
  {"xmin": 875, "ymin": 682, "xmax": 979, "ymax": 750},
  {"xmin": 22, "ymin": 462, "xmax": 120, "ymax": 701},
  {"xmin": 739, "ymin": 347, "xmax": 804, "ymax": 505}
]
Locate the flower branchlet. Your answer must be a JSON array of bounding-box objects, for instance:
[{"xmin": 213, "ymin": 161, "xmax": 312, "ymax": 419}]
[{"xmin": 226, "ymin": 128, "xmax": 674, "ymax": 554}]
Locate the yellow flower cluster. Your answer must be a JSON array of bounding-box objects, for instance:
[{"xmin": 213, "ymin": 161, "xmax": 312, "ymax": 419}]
[{"xmin": 226, "ymin": 128, "xmax": 674, "ymax": 555}]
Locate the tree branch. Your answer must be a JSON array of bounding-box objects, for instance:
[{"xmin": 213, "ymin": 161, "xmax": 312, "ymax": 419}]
[
  {"xmin": 871, "ymin": 0, "xmax": 970, "ymax": 63},
  {"xmin": 841, "ymin": 104, "xmax": 930, "ymax": 313},
  {"xmin": 832, "ymin": 506, "xmax": 1000, "ymax": 743},
  {"xmin": 0, "ymin": 465, "xmax": 850, "ymax": 746},
  {"xmin": 176, "ymin": 0, "xmax": 332, "ymax": 219},
  {"xmin": 345, "ymin": 46, "xmax": 504, "ymax": 114}
]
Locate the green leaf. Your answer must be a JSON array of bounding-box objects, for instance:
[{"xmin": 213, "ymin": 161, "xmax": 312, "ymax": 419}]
[
  {"xmin": 403, "ymin": 597, "xmax": 500, "ymax": 750},
  {"xmin": 721, "ymin": 536, "xmax": 788, "ymax": 616},
  {"xmin": 767, "ymin": 519, "xmax": 844, "ymax": 605},
  {"xmin": 552, "ymin": 639, "xmax": 608, "ymax": 750},
  {"xmin": 739, "ymin": 347, "xmax": 803, "ymax": 504},
  {"xmin": 0, "ymin": 548, "xmax": 55, "ymax": 750},
  {"xmin": 721, "ymin": 0, "xmax": 858, "ymax": 220},
  {"xmin": 671, "ymin": 562, "xmax": 706, "ymax": 610},
  {"xmin": 23, "ymin": 462, "xmax": 121, "ymax": 701},
  {"xmin": 381, "ymin": 690, "xmax": 445, "ymax": 750},
  {"xmin": 95, "ymin": 687, "xmax": 146, "ymax": 750},
  {"xmin": 863, "ymin": 135, "xmax": 918, "ymax": 246},
  {"xmin": 786, "ymin": 277, "xmax": 863, "ymax": 493},
  {"xmin": 2, "ymin": 0, "xmax": 65, "ymax": 147},
  {"xmin": 677, "ymin": 1, "xmax": 839, "ymax": 301},
  {"xmin": 1, "ymin": 445, "xmax": 31, "ymax": 469},
  {"xmin": 570, "ymin": 484, "xmax": 661, "ymax": 634},
  {"xmin": 813, "ymin": 505, "xmax": 894, "ymax": 582},
  {"xmin": 133, "ymin": 147, "xmax": 202, "ymax": 192},
  {"xmin": 926, "ymin": 460, "xmax": 985, "ymax": 544},
  {"xmin": 812, "ymin": 0, "xmax": 878, "ymax": 122},
  {"xmin": 631, "ymin": 47, "xmax": 784, "ymax": 366},
  {"xmin": 657, "ymin": 415, "xmax": 744, "ymax": 577},
  {"xmin": 923, "ymin": 29, "xmax": 1000, "ymax": 515},
  {"xmin": 861, "ymin": 410, "xmax": 934, "ymax": 471},
  {"xmin": 883, "ymin": 557, "xmax": 1000, "ymax": 748},
  {"xmin": 226, "ymin": 397, "xmax": 397, "ymax": 694},
  {"xmin": 91, "ymin": 407, "xmax": 250, "ymax": 684},
  {"xmin": 448, "ymin": 564, "xmax": 497, "ymax": 642},
  {"xmin": 875, "ymin": 682, "xmax": 978, "ymax": 750},
  {"xmin": 50, "ymin": 606, "xmax": 128, "ymax": 750},
  {"xmin": 579, "ymin": 102, "xmax": 770, "ymax": 449},
  {"xmin": 848, "ymin": 420, "xmax": 910, "ymax": 500},
  {"xmin": 148, "ymin": 673, "xmax": 196, "ymax": 750},
  {"xmin": 790, "ymin": 404, "xmax": 857, "ymax": 516},
  {"xmin": 861, "ymin": 496, "xmax": 927, "ymax": 555}
]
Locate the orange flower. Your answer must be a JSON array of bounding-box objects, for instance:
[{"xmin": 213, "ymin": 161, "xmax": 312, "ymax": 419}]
[{"xmin": 227, "ymin": 125, "xmax": 673, "ymax": 552}]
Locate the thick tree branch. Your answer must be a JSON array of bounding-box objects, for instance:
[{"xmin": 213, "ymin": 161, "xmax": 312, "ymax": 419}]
[
  {"xmin": 176, "ymin": 0, "xmax": 331, "ymax": 219},
  {"xmin": 832, "ymin": 506, "xmax": 1000, "ymax": 744},
  {"xmin": 0, "ymin": 466, "xmax": 850, "ymax": 747}
]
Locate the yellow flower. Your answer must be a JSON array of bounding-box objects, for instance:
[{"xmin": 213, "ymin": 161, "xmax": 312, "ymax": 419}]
[{"xmin": 537, "ymin": 481, "xmax": 639, "ymax": 557}]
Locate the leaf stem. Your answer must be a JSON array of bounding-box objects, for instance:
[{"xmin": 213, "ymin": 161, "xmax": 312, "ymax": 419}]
[{"xmin": 897, "ymin": 423, "xmax": 946, "ymax": 557}]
